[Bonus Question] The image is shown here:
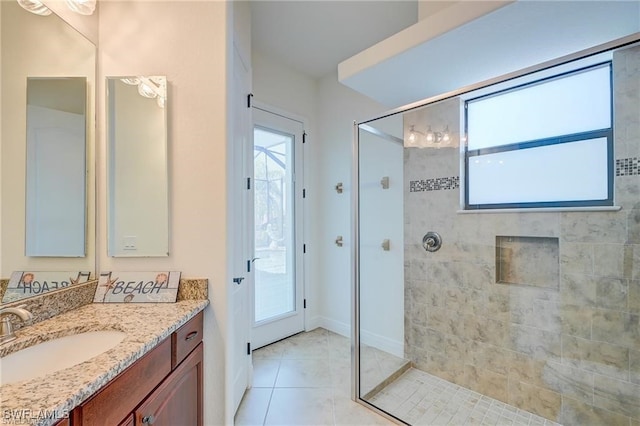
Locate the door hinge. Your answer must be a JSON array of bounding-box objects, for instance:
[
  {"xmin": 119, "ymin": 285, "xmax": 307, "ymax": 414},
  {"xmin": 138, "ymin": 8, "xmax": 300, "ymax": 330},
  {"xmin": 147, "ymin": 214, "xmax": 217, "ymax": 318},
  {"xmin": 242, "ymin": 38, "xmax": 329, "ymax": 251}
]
[
  {"xmin": 247, "ymin": 260, "xmax": 251, "ymax": 273},
  {"xmin": 246, "ymin": 177, "xmax": 251, "ymax": 190},
  {"xmin": 304, "ymin": 299, "xmax": 307, "ymax": 309},
  {"xmin": 303, "ymin": 188, "xmax": 306, "ymax": 198},
  {"xmin": 247, "ymin": 93, "xmax": 253, "ymax": 108},
  {"xmin": 302, "ymin": 132, "xmax": 307, "ymax": 144},
  {"xmin": 303, "ymin": 244, "xmax": 306, "ymax": 254},
  {"xmin": 247, "ymin": 342, "xmax": 251, "ymax": 355}
]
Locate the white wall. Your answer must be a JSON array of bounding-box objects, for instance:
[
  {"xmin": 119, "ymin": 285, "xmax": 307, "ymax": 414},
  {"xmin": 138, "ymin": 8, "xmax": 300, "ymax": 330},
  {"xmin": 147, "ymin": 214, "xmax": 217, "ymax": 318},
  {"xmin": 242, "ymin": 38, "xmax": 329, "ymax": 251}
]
[
  {"xmin": 357, "ymin": 116, "xmax": 405, "ymax": 356},
  {"xmin": 314, "ymin": 72, "xmax": 391, "ymax": 339},
  {"xmin": 251, "ymin": 49, "xmax": 321, "ymax": 328},
  {"xmin": 98, "ymin": 2, "xmax": 231, "ymax": 423},
  {"xmin": 252, "ymin": 54, "xmax": 405, "ymax": 349}
]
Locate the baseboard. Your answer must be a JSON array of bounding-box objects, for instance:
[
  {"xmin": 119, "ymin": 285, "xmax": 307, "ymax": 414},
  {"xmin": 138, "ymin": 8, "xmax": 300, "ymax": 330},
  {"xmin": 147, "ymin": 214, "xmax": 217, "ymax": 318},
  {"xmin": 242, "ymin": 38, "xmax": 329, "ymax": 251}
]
[
  {"xmin": 361, "ymin": 329, "xmax": 404, "ymax": 358},
  {"xmin": 317, "ymin": 316, "xmax": 350, "ymax": 338},
  {"xmin": 316, "ymin": 316, "xmax": 404, "ymax": 358},
  {"xmin": 305, "ymin": 315, "xmax": 322, "ymax": 332}
]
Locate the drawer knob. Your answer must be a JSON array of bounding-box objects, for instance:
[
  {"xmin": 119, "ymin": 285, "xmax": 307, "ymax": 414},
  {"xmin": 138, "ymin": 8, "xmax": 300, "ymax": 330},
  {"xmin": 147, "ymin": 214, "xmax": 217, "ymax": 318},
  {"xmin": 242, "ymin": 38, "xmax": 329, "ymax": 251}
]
[
  {"xmin": 142, "ymin": 415, "xmax": 155, "ymax": 424},
  {"xmin": 185, "ymin": 331, "xmax": 198, "ymax": 341}
]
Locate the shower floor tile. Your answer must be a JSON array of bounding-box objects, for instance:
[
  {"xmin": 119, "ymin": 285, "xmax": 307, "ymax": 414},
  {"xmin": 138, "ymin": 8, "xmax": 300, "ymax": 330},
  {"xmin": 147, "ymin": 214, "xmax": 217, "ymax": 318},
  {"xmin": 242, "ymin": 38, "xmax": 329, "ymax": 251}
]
[{"xmin": 366, "ymin": 368, "xmax": 563, "ymax": 426}]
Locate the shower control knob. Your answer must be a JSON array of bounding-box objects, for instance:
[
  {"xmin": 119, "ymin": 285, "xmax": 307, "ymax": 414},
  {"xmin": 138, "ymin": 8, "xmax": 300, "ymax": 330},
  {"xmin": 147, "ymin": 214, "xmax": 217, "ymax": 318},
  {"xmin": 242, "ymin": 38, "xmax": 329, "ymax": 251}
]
[{"xmin": 422, "ymin": 232, "xmax": 442, "ymax": 252}]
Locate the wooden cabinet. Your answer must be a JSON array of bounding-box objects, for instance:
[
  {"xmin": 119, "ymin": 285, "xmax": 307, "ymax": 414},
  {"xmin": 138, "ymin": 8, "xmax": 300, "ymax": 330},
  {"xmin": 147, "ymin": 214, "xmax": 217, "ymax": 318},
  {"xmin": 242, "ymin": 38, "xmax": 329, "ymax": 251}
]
[
  {"xmin": 135, "ymin": 344, "xmax": 203, "ymax": 426},
  {"xmin": 70, "ymin": 312, "xmax": 204, "ymax": 426}
]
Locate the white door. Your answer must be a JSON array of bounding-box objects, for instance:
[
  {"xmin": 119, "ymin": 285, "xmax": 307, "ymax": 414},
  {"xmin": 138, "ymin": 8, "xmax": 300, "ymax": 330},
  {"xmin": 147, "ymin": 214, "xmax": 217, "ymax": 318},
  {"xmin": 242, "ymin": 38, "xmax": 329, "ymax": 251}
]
[
  {"xmin": 251, "ymin": 106, "xmax": 305, "ymax": 349},
  {"xmin": 229, "ymin": 44, "xmax": 252, "ymax": 417},
  {"xmin": 26, "ymin": 105, "xmax": 86, "ymax": 256}
]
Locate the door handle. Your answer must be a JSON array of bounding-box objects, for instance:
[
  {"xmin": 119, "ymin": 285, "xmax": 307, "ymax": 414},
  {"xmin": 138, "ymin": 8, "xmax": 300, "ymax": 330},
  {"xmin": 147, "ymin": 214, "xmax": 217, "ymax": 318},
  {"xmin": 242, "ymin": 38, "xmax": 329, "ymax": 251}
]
[{"xmin": 233, "ymin": 277, "xmax": 244, "ymax": 285}]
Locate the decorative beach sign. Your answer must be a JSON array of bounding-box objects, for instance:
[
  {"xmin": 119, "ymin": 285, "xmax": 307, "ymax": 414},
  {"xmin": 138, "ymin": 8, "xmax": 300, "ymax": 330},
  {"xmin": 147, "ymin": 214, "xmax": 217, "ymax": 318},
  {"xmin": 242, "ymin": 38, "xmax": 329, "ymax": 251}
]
[
  {"xmin": 3, "ymin": 271, "xmax": 91, "ymax": 303},
  {"xmin": 93, "ymin": 271, "xmax": 181, "ymax": 303}
]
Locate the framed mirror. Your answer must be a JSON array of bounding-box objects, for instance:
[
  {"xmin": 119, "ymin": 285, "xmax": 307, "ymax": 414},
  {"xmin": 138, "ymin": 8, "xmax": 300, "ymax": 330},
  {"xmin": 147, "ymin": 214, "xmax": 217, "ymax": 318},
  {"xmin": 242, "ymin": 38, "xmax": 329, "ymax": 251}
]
[
  {"xmin": 0, "ymin": 1, "xmax": 96, "ymax": 303},
  {"xmin": 106, "ymin": 76, "xmax": 169, "ymax": 257}
]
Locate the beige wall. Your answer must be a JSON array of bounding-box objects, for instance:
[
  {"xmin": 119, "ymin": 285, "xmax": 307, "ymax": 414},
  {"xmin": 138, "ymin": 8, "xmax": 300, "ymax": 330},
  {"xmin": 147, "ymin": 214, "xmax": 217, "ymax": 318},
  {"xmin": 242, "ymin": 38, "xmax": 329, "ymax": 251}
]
[
  {"xmin": 402, "ymin": 46, "xmax": 640, "ymax": 425},
  {"xmin": 98, "ymin": 2, "xmax": 230, "ymax": 423}
]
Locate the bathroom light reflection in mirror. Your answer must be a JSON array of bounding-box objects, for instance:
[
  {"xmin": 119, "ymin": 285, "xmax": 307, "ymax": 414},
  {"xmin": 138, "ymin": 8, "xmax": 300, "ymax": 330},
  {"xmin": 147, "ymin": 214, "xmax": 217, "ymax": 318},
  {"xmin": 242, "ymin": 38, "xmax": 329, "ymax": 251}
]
[{"xmin": 107, "ymin": 76, "xmax": 169, "ymax": 257}]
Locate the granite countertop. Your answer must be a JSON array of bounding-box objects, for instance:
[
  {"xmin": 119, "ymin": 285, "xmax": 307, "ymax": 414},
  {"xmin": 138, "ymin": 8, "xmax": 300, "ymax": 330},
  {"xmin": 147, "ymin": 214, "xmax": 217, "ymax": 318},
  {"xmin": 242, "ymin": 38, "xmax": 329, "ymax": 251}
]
[{"xmin": 0, "ymin": 300, "xmax": 208, "ymax": 425}]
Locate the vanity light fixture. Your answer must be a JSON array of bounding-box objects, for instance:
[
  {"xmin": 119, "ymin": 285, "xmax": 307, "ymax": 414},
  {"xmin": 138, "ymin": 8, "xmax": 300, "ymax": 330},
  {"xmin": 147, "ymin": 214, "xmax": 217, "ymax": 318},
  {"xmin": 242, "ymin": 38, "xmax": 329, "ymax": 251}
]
[
  {"xmin": 17, "ymin": 0, "xmax": 96, "ymax": 16},
  {"xmin": 426, "ymin": 125, "xmax": 451, "ymax": 145}
]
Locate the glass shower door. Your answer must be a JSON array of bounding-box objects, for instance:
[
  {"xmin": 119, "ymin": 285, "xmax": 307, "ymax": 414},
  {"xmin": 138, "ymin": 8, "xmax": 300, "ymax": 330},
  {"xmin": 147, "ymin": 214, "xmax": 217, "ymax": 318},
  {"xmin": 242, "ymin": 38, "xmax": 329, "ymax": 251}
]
[
  {"xmin": 354, "ymin": 40, "xmax": 640, "ymax": 426},
  {"xmin": 355, "ymin": 115, "xmax": 408, "ymax": 418}
]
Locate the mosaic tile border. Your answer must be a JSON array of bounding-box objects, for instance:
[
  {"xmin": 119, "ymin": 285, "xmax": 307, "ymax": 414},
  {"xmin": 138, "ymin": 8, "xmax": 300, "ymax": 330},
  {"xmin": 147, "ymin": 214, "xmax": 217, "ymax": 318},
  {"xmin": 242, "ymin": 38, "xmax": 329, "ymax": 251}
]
[
  {"xmin": 410, "ymin": 176, "xmax": 460, "ymax": 193},
  {"xmin": 616, "ymin": 157, "xmax": 639, "ymax": 176}
]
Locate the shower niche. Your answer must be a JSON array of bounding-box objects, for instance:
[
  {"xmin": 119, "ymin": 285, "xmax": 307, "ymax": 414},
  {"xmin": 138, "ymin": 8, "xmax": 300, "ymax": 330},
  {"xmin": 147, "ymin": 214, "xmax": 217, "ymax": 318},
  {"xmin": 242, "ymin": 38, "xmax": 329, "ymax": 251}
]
[{"xmin": 495, "ymin": 236, "xmax": 559, "ymax": 289}]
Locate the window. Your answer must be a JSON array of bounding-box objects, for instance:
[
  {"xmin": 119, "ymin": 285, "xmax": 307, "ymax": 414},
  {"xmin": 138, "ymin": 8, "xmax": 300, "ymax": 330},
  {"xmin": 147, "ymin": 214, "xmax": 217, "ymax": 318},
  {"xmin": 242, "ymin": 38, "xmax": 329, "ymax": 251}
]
[{"xmin": 464, "ymin": 62, "xmax": 613, "ymax": 210}]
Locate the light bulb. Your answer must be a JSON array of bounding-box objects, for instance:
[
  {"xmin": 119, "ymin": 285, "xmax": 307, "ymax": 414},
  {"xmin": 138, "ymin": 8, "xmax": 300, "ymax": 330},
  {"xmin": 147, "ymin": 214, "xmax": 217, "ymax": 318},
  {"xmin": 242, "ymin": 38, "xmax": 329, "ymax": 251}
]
[
  {"xmin": 138, "ymin": 81, "xmax": 157, "ymax": 98},
  {"xmin": 442, "ymin": 126, "xmax": 450, "ymax": 144},
  {"xmin": 121, "ymin": 78, "xmax": 140, "ymax": 86},
  {"xmin": 408, "ymin": 125, "xmax": 416, "ymax": 144},
  {"xmin": 17, "ymin": 0, "xmax": 52, "ymax": 16},
  {"xmin": 66, "ymin": 0, "xmax": 96, "ymax": 15},
  {"xmin": 426, "ymin": 126, "xmax": 434, "ymax": 143}
]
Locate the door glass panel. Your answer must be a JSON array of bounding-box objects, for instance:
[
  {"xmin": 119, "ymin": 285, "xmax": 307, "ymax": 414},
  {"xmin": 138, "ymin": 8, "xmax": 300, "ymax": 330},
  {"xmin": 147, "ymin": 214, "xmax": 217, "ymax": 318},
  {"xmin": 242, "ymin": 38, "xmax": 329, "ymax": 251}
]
[{"xmin": 254, "ymin": 127, "xmax": 295, "ymax": 323}]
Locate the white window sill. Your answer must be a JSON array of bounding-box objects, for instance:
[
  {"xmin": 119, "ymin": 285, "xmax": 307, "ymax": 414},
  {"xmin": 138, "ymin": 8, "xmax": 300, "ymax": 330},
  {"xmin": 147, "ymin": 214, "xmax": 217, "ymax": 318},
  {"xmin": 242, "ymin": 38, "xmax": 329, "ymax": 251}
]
[{"xmin": 457, "ymin": 206, "xmax": 622, "ymax": 214}]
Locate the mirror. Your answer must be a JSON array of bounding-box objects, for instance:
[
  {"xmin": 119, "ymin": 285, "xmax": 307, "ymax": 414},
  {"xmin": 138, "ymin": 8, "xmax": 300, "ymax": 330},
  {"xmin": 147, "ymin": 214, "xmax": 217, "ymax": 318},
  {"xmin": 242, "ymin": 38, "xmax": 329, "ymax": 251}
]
[
  {"xmin": 26, "ymin": 77, "xmax": 87, "ymax": 256},
  {"xmin": 106, "ymin": 76, "xmax": 169, "ymax": 257},
  {"xmin": 1, "ymin": 1, "xmax": 96, "ymax": 303}
]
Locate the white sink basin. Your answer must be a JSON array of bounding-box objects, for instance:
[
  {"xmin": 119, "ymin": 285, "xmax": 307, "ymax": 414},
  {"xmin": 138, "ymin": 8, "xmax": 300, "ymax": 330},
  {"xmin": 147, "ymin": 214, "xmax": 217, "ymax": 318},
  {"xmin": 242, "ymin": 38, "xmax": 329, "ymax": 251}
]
[{"xmin": 0, "ymin": 330, "xmax": 127, "ymax": 386}]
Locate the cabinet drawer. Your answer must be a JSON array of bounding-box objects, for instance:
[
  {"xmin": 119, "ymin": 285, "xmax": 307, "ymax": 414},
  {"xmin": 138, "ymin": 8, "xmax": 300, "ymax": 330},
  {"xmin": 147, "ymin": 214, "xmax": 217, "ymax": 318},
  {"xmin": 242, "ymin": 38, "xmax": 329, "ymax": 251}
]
[{"xmin": 172, "ymin": 311, "xmax": 203, "ymax": 368}]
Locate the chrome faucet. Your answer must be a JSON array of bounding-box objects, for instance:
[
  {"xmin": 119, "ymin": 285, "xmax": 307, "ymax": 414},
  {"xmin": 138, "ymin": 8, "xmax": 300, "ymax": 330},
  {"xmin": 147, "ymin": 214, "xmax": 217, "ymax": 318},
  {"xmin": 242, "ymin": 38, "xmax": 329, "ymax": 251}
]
[{"xmin": 0, "ymin": 305, "xmax": 33, "ymax": 344}]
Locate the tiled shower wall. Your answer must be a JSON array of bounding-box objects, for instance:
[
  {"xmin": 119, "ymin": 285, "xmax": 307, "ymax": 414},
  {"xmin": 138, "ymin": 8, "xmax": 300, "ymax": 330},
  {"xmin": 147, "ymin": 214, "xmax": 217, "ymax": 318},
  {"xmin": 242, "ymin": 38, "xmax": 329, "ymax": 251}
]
[{"xmin": 403, "ymin": 46, "xmax": 639, "ymax": 426}]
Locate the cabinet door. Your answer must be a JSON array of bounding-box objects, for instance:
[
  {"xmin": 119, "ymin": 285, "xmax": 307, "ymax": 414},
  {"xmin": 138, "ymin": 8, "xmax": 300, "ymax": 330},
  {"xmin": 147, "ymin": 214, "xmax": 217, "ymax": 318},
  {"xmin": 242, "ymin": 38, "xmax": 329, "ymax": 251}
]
[
  {"xmin": 136, "ymin": 342, "xmax": 203, "ymax": 426},
  {"xmin": 118, "ymin": 414, "xmax": 134, "ymax": 426}
]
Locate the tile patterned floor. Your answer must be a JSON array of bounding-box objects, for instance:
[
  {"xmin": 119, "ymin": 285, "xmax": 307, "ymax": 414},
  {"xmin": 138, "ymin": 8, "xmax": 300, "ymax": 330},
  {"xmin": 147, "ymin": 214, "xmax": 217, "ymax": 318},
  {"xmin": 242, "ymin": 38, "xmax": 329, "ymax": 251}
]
[
  {"xmin": 367, "ymin": 368, "xmax": 563, "ymax": 426},
  {"xmin": 235, "ymin": 328, "xmax": 563, "ymax": 426},
  {"xmin": 234, "ymin": 328, "xmax": 394, "ymax": 426}
]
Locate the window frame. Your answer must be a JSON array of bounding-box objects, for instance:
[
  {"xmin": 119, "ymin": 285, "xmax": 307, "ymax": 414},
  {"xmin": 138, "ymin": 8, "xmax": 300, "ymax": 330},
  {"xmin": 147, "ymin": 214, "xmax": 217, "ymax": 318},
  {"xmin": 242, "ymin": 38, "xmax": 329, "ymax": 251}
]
[{"xmin": 463, "ymin": 61, "xmax": 614, "ymax": 210}]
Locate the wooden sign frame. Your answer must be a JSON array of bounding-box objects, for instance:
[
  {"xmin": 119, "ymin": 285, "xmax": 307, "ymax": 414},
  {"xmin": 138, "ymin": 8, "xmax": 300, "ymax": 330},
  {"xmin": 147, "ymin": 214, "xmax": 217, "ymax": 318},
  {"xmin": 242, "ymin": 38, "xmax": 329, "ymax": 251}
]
[{"xmin": 93, "ymin": 271, "xmax": 181, "ymax": 303}]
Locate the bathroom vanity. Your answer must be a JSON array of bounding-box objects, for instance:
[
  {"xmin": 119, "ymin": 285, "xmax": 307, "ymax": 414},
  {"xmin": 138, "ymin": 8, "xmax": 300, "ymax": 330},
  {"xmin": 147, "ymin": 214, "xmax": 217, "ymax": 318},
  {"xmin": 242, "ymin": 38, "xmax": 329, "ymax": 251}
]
[
  {"xmin": 69, "ymin": 311, "xmax": 203, "ymax": 425},
  {"xmin": 0, "ymin": 300, "xmax": 207, "ymax": 426}
]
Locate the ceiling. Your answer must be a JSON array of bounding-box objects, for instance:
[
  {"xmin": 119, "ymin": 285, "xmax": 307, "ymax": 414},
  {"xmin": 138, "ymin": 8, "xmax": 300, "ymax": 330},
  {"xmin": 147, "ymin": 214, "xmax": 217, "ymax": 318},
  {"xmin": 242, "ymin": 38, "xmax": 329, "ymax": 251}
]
[
  {"xmin": 339, "ymin": 0, "xmax": 640, "ymax": 107},
  {"xmin": 250, "ymin": 0, "xmax": 419, "ymax": 79}
]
